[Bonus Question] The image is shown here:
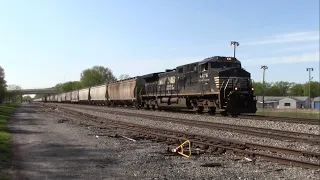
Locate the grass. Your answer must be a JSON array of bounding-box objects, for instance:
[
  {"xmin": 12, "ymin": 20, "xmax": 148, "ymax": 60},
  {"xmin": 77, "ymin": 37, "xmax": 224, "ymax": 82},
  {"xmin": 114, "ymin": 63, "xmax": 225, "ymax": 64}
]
[
  {"xmin": 256, "ymin": 110, "xmax": 320, "ymax": 119},
  {"xmin": 0, "ymin": 104, "xmax": 20, "ymax": 179}
]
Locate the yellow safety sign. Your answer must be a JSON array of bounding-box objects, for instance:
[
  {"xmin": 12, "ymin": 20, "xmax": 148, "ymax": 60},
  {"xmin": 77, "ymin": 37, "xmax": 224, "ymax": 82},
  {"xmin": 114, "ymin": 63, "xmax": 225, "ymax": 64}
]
[{"xmin": 173, "ymin": 140, "xmax": 191, "ymax": 158}]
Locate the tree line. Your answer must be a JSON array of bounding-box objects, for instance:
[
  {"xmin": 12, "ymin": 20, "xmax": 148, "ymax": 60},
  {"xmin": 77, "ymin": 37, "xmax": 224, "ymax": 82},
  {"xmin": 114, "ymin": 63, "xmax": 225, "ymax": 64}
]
[
  {"xmin": 0, "ymin": 67, "xmax": 22, "ymax": 103},
  {"xmin": 252, "ymin": 81, "xmax": 320, "ymax": 98},
  {"xmin": 34, "ymin": 66, "xmax": 130, "ymax": 99},
  {"xmin": 1, "ymin": 64, "xmax": 319, "ymax": 103}
]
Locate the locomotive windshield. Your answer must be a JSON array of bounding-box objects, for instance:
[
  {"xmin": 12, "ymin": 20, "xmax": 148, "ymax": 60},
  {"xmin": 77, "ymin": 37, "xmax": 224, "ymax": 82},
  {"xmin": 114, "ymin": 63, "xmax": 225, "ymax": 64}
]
[{"xmin": 211, "ymin": 62, "xmax": 241, "ymax": 69}]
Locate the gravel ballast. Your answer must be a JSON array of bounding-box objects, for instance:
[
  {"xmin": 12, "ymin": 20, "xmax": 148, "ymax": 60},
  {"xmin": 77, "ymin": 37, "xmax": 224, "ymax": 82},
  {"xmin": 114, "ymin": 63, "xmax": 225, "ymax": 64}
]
[
  {"xmin": 15, "ymin": 103, "xmax": 318, "ymax": 179},
  {"xmin": 57, "ymin": 103, "xmax": 320, "ymax": 135},
  {"xmin": 62, "ymin": 106, "xmax": 320, "ymax": 154}
]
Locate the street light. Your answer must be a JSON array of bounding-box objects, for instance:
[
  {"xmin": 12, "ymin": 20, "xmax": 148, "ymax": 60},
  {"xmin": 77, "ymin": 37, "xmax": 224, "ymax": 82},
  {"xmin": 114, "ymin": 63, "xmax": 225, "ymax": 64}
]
[
  {"xmin": 261, "ymin": 65, "xmax": 268, "ymax": 109},
  {"xmin": 306, "ymin": 68, "xmax": 313, "ymax": 108},
  {"xmin": 230, "ymin": 41, "xmax": 239, "ymax": 58}
]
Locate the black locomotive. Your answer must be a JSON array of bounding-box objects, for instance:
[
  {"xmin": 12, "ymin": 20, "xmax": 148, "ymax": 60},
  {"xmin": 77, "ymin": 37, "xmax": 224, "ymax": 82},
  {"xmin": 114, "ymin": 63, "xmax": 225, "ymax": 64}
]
[{"xmin": 138, "ymin": 56, "xmax": 257, "ymax": 116}]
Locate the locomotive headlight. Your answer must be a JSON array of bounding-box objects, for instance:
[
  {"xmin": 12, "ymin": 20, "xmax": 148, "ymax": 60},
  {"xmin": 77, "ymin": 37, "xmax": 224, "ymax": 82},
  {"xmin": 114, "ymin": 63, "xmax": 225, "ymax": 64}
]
[
  {"xmin": 251, "ymin": 87, "xmax": 254, "ymax": 91},
  {"xmin": 235, "ymin": 87, "xmax": 238, "ymax": 91}
]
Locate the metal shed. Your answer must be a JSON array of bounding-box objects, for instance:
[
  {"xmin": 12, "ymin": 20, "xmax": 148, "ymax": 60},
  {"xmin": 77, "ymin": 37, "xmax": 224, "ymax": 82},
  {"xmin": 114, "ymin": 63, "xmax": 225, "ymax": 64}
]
[
  {"xmin": 255, "ymin": 96, "xmax": 285, "ymax": 108},
  {"xmin": 278, "ymin": 97, "xmax": 310, "ymax": 109},
  {"xmin": 312, "ymin": 97, "xmax": 320, "ymax": 109}
]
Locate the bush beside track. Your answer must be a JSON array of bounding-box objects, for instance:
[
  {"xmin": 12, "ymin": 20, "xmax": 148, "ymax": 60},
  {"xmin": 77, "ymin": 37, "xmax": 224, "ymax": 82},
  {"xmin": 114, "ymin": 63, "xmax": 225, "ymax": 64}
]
[{"xmin": 0, "ymin": 103, "xmax": 20, "ymax": 179}]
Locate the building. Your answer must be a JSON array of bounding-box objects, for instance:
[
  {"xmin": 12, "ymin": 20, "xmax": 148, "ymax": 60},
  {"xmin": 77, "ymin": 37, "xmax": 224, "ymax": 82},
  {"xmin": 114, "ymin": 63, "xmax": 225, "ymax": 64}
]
[
  {"xmin": 255, "ymin": 96, "xmax": 285, "ymax": 108},
  {"xmin": 312, "ymin": 97, "xmax": 320, "ymax": 109},
  {"xmin": 278, "ymin": 96, "xmax": 311, "ymax": 109}
]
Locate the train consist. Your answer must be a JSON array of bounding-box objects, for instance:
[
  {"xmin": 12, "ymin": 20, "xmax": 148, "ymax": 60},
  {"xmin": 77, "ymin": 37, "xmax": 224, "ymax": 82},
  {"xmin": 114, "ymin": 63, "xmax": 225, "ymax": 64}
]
[{"xmin": 33, "ymin": 56, "xmax": 257, "ymax": 116}]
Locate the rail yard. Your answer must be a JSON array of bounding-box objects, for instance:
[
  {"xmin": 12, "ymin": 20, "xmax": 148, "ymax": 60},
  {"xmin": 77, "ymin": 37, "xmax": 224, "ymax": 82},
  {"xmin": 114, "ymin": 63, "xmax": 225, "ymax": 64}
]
[
  {"xmin": 5, "ymin": 53, "xmax": 319, "ymax": 179},
  {"xmin": 23, "ymin": 101, "xmax": 318, "ymax": 178},
  {"xmin": 25, "ymin": 54, "xmax": 319, "ymax": 179},
  {"xmin": 1, "ymin": 1, "xmax": 319, "ymax": 179}
]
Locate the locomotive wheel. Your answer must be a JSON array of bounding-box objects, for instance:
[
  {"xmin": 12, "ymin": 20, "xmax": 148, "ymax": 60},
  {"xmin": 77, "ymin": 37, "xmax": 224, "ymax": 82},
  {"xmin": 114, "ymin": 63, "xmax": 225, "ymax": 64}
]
[
  {"xmin": 220, "ymin": 111, "xmax": 228, "ymax": 116},
  {"xmin": 231, "ymin": 113, "xmax": 240, "ymax": 118},
  {"xmin": 145, "ymin": 104, "xmax": 150, "ymax": 110},
  {"xmin": 196, "ymin": 106, "xmax": 204, "ymax": 114},
  {"xmin": 208, "ymin": 107, "xmax": 216, "ymax": 115}
]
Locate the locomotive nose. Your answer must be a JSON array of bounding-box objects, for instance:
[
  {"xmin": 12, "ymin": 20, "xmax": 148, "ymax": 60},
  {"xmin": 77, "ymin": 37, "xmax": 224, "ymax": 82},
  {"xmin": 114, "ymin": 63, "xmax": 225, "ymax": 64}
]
[{"xmin": 218, "ymin": 67, "xmax": 249, "ymax": 77}]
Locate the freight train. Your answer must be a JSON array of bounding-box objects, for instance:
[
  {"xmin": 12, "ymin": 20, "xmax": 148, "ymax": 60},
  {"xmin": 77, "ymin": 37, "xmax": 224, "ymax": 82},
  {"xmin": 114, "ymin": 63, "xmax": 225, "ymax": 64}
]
[{"xmin": 33, "ymin": 56, "xmax": 257, "ymax": 116}]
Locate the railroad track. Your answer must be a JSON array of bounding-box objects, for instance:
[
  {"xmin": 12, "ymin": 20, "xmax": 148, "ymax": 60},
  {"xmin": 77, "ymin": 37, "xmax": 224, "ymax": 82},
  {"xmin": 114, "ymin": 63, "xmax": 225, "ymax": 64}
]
[
  {"xmin": 50, "ymin": 103, "xmax": 320, "ymax": 145},
  {"xmin": 43, "ymin": 105, "xmax": 320, "ymax": 169},
  {"xmin": 41, "ymin": 102, "xmax": 320, "ymax": 125},
  {"xmin": 239, "ymin": 114, "xmax": 320, "ymax": 125}
]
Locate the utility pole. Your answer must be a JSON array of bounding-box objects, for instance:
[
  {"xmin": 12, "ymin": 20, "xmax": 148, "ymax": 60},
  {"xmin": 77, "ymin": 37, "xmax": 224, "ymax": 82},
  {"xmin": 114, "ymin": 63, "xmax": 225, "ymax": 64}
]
[
  {"xmin": 230, "ymin": 41, "xmax": 239, "ymax": 58},
  {"xmin": 261, "ymin": 65, "xmax": 268, "ymax": 109},
  {"xmin": 306, "ymin": 68, "xmax": 313, "ymax": 108}
]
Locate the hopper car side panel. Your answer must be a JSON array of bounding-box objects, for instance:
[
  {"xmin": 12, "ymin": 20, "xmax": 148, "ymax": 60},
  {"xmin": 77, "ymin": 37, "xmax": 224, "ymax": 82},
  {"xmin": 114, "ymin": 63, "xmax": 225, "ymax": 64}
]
[
  {"xmin": 108, "ymin": 78, "xmax": 145, "ymax": 106},
  {"xmin": 90, "ymin": 84, "xmax": 107, "ymax": 105},
  {"xmin": 61, "ymin": 93, "xmax": 67, "ymax": 102},
  {"xmin": 65, "ymin": 92, "xmax": 72, "ymax": 102},
  {"xmin": 79, "ymin": 88, "xmax": 90, "ymax": 104},
  {"xmin": 71, "ymin": 90, "xmax": 79, "ymax": 103}
]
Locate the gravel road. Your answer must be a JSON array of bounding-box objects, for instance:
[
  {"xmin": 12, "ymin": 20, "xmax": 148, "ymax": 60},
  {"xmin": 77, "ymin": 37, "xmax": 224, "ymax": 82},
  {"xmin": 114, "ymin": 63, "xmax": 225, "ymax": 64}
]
[{"xmin": 7, "ymin": 103, "xmax": 320, "ymax": 180}]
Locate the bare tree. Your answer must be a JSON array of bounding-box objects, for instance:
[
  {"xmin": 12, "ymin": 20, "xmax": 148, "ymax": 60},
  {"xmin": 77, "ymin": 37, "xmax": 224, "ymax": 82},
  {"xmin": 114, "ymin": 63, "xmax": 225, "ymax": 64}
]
[
  {"xmin": 118, "ymin": 74, "xmax": 131, "ymax": 80},
  {"xmin": 7, "ymin": 84, "xmax": 22, "ymax": 90}
]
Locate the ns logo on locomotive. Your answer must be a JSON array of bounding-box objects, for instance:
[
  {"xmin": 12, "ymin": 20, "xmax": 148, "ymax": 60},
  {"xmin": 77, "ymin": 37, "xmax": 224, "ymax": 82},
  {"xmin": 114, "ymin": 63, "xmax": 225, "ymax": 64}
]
[{"xmin": 38, "ymin": 56, "xmax": 257, "ymax": 116}]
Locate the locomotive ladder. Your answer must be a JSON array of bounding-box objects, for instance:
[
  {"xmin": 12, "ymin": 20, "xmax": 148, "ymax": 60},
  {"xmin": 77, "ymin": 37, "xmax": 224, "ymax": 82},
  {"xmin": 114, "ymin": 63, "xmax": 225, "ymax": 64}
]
[{"xmin": 218, "ymin": 80, "xmax": 229, "ymax": 109}]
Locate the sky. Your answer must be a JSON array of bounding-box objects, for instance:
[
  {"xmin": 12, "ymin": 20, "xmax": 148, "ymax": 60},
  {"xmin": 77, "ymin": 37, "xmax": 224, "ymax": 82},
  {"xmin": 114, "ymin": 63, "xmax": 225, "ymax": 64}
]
[{"xmin": 0, "ymin": 0, "xmax": 319, "ymax": 89}]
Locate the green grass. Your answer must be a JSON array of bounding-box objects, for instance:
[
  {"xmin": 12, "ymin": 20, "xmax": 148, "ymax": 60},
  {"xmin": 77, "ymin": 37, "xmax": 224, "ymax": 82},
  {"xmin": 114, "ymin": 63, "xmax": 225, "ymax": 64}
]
[
  {"xmin": 0, "ymin": 104, "xmax": 20, "ymax": 179},
  {"xmin": 256, "ymin": 111, "xmax": 320, "ymax": 119}
]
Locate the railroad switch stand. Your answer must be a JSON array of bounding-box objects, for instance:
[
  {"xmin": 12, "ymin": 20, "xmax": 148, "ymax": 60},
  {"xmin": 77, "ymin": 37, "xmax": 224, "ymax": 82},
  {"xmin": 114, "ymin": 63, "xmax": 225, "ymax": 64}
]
[{"xmin": 172, "ymin": 140, "xmax": 191, "ymax": 158}]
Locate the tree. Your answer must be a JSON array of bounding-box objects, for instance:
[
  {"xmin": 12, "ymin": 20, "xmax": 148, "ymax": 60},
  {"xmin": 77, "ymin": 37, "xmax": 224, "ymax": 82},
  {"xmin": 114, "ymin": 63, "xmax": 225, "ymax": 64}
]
[
  {"xmin": 34, "ymin": 94, "xmax": 48, "ymax": 99},
  {"xmin": 7, "ymin": 84, "xmax": 22, "ymax": 91},
  {"xmin": 118, "ymin": 74, "xmax": 130, "ymax": 80},
  {"xmin": 55, "ymin": 81, "xmax": 83, "ymax": 93},
  {"xmin": 22, "ymin": 95, "xmax": 32, "ymax": 101},
  {"xmin": 290, "ymin": 83, "xmax": 305, "ymax": 96},
  {"xmin": 5, "ymin": 84, "xmax": 22, "ymax": 103},
  {"xmin": 80, "ymin": 66, "xmax": 117, "ymax": 87},
  {"xmin": 304, "ymin": 81, "xmax": 320, "ymax": 98},
  {"xmin": 0, "ymin": 66, "xmax": 7, "ymax": 103},
  {"xmin": 252, "ymin": 82, "xmax": 264, "ymax": 96}
]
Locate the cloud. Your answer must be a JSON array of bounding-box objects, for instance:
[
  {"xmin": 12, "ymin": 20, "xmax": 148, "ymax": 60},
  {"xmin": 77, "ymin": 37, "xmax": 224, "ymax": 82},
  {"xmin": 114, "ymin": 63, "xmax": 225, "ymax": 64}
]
[
  {"xmin": 272, "ymin": 43, "xmax": 319, "ymax": 53},
  {"xmin": 243, "ymin": 51, "xmax": 319, "ymax": 65},
  {"xmin": 242, "ymin": 31, "xmax": 319, "ymax": 46}
]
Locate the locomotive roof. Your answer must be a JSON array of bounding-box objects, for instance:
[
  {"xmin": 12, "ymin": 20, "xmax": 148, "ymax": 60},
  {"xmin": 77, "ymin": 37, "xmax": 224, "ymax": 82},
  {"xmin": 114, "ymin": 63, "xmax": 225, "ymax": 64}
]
[
  {"xmin": 176, "ymin": 56, "xmax": 240, "ymax": 68},
  {"xmin": 199, "ymin": 56, "xmax": 240, "ymax": 65},
  {"xmin": 139, "ymin": 72, "xmax": 163, "ymax": 79}
]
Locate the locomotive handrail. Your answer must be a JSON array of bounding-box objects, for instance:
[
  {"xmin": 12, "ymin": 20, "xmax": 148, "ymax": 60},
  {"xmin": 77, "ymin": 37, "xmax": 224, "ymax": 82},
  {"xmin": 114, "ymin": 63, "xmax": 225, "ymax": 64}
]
[
  {"xmin": 219, "ymin": 81, "xmax": 225, "ymax": 91},
  {"xmin": 223, "ymin": 79, "xmax": 230, "ymax": 99}
]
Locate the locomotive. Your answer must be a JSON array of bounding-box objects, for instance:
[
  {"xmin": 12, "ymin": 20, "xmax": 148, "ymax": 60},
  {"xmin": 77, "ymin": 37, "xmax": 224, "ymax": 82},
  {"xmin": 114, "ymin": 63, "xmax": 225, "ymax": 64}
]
[
  {"xmin": 139, "ymin": 56, "xmax": 256, "ymax": 115},
  {"xmin": 35, "ymin": 56, "xmax": 257, "ymax": 116}
]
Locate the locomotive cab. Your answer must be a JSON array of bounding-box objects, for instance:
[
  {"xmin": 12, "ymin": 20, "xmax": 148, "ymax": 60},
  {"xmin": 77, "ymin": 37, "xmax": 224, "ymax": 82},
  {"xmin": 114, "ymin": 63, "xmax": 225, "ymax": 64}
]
[{"xmin": 198, "ymin": 56, "xmax": 257, "ymax": 115}]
